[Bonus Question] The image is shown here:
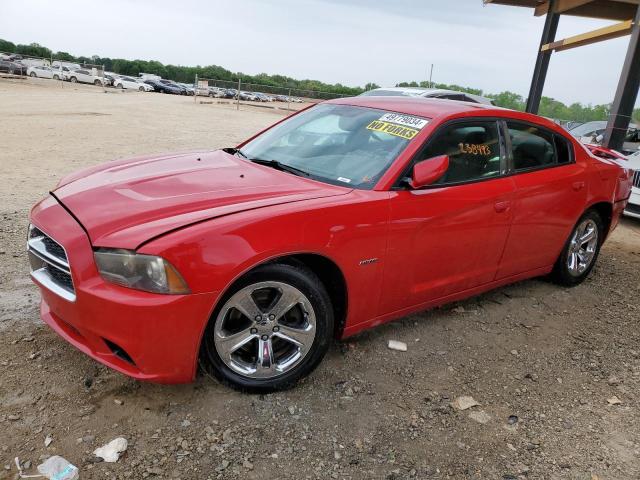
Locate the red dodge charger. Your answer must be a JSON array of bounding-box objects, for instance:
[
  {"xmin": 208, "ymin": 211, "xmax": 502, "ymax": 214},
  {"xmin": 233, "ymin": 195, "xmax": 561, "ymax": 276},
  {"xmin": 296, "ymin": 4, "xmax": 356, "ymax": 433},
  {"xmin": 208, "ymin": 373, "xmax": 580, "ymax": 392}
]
[{"xmin": 28, "ymin": 97, "xmax": 633, "ymax": 390}]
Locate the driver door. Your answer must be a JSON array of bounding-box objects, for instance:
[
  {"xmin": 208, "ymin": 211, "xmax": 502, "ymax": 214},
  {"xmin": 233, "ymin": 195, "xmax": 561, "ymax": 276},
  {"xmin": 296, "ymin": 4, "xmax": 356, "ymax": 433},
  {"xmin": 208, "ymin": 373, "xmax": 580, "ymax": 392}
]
[{"xmin": 380, "ymin": 119, "xmax": 516, "ymax": 314}]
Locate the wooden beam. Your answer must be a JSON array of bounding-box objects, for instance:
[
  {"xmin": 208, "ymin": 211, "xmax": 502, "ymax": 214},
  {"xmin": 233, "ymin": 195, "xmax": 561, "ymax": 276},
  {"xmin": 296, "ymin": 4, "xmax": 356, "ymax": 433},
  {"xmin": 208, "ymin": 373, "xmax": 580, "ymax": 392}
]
[
  {"xmin": 541, "ymin": 19, "xmax": 634, "ymax": 51},
  {"xmin": 535, "ymin": 0, "xmax": 595, "ymax": 16}
]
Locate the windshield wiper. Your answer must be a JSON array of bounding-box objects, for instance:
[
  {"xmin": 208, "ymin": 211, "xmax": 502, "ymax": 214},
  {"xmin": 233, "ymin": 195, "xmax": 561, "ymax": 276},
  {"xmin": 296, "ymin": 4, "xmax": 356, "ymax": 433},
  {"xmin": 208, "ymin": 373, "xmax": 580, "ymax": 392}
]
[
  {"xmin": 249, "ymin": 158, "xmax": 311, "ymax": 177},
  {"xmin": 222, "ymin": 147, "xmax": 248, "ymax": 158}
]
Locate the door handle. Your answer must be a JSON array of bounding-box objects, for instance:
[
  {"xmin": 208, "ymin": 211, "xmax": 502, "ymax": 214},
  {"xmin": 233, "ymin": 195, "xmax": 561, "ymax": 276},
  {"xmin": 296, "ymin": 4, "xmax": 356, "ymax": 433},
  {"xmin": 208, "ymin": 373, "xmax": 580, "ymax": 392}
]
[
  {"xmin": 572, "ymin": 181, "xmax": 585, "ymax": 191},
  {"xmin": 494, "ymin": 201, "xmax": 510, "ymax": 213}
]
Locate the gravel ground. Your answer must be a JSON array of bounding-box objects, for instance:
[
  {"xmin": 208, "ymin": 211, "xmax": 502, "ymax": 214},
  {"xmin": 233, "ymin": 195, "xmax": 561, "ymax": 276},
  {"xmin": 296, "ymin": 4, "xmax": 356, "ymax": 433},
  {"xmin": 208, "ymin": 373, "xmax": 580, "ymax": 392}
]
[{"xmin": 1, "ymin": 78, "xmax": 640, "ymax": 480}]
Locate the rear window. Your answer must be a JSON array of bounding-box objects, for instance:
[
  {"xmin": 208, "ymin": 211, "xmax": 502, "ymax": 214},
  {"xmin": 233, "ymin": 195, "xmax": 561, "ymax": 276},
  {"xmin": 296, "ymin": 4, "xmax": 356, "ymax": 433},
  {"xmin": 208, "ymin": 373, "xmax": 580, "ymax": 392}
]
[{"xmin": 507, "ymin": 122, "xmax": 573, "ymax": 170}]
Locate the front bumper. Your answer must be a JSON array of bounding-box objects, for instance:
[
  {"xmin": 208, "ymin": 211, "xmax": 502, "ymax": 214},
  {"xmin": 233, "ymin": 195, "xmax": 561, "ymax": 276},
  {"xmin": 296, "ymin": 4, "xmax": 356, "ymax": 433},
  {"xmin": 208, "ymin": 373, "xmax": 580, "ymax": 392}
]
[
  {"xmin": 30, "ymin": 195, "xmax": 218, "ymax": 383},
  {"xmin": 623, "ymin": 189, "xmax": 640, "ymax": 219}
]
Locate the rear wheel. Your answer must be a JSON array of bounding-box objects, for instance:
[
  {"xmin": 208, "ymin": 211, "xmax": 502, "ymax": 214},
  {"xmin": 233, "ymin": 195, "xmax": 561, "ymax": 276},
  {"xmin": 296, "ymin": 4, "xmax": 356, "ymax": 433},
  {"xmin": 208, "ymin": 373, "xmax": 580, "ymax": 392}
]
[
  {"xmin": 29, "ymin": 72, "xmax": 36, "ymax": 77},
  {"xmin": 552, "ymin": 210, "xmax": 603, "ymax": 286},
  {"xmin": 94, "ymin": 79, "xmax": 101, "ymax": 86},
  {"xmin": 53, "ymin": 74, "xmax": 60, "ymax": 80},
  {"xmin": 70, "ymin": 77, "xmax": 77, "ymax": 83},
  {"xmin": 200, "ymin": 263, "xmax": 333, "ymax": 392}
]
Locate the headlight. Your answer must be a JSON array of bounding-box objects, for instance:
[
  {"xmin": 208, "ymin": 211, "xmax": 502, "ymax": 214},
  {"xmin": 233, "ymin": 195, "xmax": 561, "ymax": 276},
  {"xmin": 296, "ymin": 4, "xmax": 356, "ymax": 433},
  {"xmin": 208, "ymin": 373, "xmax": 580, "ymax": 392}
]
[{"xmin": 94, "ymin": 249, "xmax": 190, "ymax": 294}]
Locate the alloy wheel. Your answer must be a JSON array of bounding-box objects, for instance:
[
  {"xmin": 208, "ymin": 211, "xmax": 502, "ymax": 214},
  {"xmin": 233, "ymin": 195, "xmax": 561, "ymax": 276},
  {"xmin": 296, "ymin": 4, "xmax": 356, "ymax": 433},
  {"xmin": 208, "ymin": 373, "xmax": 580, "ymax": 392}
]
[
  {"xmin": 567, "ymin": 218, "xmax": 598, "ymax": 276},
  {"xmin": 213, "ymin": 281, "xmax": 316, "ymax": 379}
]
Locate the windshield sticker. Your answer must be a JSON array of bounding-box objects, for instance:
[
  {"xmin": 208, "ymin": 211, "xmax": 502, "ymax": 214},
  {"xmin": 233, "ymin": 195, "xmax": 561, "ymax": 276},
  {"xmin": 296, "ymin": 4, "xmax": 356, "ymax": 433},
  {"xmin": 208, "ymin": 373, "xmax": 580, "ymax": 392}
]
[
  {"xmin": 366, "ymin": 120, "xmax": 419, "ymax": 140},
  {"xmin": 337, "ymin": 177, "xmax": 352, "ymax": 184},
  {"xmin": 378, "ymin": 113, "xmax": 429, "ymax": 130}
]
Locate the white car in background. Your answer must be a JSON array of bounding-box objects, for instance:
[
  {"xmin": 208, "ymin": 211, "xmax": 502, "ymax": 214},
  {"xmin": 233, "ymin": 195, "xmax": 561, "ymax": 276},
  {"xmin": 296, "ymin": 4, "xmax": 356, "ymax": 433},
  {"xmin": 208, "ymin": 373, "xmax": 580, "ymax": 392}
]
[
  {"xmin": 114, "ymin": 75, "xmax": 153, "ymax": 91},
  {"xmin": 27, "ymin": 65, "xmax": 54, "ymax": 79},
  {"xmin": 63, "ymin": 69, "xmax": 106, "ymax": 86},
  {"xmin": 624, "ymin": 151, "xmax": 640, "ymax": 219}
]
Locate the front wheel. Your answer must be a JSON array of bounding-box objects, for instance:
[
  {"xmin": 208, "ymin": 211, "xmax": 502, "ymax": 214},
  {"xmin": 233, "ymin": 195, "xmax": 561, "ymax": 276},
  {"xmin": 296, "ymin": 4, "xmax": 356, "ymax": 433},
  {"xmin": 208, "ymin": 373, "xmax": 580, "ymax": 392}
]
[
  {"xmin": 138, "ymin": 86, "xmax": 144, "ymax": 91},
  {"xmin": 552, "ymin": 210, "xmax": 603, "ymax": 286},
  {"xmin": 200, "ymin": 263, "xmax": 334, "ymax": 392},
  {"xmin": 70, "ymin": 77, "xmax": 77, "ymax": 83},
  {"xmin": 30, "ymin": 72, "xmax": 36, "ymax": 77}
]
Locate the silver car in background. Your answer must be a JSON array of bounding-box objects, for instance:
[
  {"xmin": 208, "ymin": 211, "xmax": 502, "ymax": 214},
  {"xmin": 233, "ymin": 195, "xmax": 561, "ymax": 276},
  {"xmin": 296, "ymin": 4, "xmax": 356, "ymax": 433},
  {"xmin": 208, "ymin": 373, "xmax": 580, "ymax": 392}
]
[{"xmin": 359, "ymin": 87, "xmax": 495, "ymax": 105}]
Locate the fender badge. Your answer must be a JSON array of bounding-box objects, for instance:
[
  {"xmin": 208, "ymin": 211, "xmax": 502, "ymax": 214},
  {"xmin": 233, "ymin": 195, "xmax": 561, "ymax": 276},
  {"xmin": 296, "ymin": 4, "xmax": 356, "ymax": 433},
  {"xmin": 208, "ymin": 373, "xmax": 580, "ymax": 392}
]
[{"xmin": 359, "ymin": 258, "xmax": 378, "ymax": 266}]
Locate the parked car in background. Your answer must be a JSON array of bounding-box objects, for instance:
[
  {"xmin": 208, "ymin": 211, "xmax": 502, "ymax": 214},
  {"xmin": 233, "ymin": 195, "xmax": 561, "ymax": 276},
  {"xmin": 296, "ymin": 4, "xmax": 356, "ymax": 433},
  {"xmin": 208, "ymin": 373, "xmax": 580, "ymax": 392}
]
[
  {"xmin": 237, "ymin": 91, "xmax": 257, "ymax": 101},
  {"xmin": 64, "ymin": 69, "xmax": 106, "ymax": 86},
  {"xmin": 274, "ymin": 94, "xmax": 289, "ymax": 102},
  {"xmin": 51, "ymin": 61, "xmax": 80, "ymax": 70},
  {"xmin": 224, "ymin": 89, "xmax": 237, "ymax": 99},
  {"xmin": 178, "ymin": 83, "xmax": 196, "ymax": 95},
  {"xmin": 28, "ymin": 97, "xmax": 632, "ymax": 391},
  {"xmin": 27, "ymin": 65, "xmax": 55, "ymax": 79},
  {"xmin": 0, "ymin": 60, "xmax": 27, "ymax": 75},
  {"xmin": 144, "ymin": 79, "xmax": 183, "ymax": 94},
  {"xmin": 51, "ymin": 65, "xmax": 72, "ymax": 81},
  {"xmin": 360, "ymin": 87, "xmax": 495, "ymax": 106},
  {"xmin": 624, "ymin": 150, "xmax": 640, "ymax": 219},
  {"xmin": 158, "ymin": 79, "xmax": 189, "ymax": 95},
  {"xmin": 252, "ymin": 92, "xmax": 270, "ymax": 102},
  {"xmin": 209, "ymin": 87, "xmax": 226, "ymax": 98},
  {"xmin": 569, "ymin": 121, "xmax": 640, "ymax": 155},
  {"xmin": 114, "ymin": 76, "xmax": 153, "ymax": 91}
]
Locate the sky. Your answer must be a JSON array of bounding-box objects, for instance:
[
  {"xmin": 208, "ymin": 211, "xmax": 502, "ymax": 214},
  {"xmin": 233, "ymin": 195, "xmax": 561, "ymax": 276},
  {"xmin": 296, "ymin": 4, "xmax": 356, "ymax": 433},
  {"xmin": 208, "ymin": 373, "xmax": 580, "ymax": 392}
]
[{"xmin": 0, "ymin": 0, "xmax": 635, "ymax": 106}]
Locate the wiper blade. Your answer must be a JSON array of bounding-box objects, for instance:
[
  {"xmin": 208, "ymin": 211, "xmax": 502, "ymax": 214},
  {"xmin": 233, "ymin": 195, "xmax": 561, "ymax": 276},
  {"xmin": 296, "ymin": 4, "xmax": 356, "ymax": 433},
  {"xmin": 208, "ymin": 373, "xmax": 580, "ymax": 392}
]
[{"xmin": 249, "ymin": 158, "xmax": 311, "ymax": 177}]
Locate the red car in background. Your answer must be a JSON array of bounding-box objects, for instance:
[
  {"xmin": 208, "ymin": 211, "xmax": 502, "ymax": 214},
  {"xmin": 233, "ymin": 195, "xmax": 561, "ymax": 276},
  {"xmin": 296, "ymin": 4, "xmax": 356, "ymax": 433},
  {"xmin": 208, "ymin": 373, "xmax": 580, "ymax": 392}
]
[{"xmin": 28, "ymin": 97, "xmax": 633, "ymax": 391}]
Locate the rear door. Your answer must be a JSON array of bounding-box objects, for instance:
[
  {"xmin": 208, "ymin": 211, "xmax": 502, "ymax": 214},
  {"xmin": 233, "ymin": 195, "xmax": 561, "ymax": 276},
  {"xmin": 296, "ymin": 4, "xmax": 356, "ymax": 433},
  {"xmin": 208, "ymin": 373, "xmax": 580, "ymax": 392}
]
[
  {"xmin": 380, "ymin": 119, "xmax": 517, "ymax": 313},
  {"xmin": 496, "ymin": 121, "xmax": 588, "ymax": 278}
]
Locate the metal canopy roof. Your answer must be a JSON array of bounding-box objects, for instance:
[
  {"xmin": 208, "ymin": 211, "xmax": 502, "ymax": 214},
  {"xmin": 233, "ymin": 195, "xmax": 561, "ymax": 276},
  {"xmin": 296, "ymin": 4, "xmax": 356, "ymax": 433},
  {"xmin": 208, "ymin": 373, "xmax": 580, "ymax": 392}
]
[{"xmin": 484, "ymin": 0, "xmax": 640, "ymax": 21}]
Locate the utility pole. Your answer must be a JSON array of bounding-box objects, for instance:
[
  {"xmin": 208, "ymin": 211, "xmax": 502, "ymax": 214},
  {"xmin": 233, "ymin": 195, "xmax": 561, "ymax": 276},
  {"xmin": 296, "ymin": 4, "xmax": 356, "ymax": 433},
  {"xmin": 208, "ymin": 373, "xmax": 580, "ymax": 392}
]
[{"xmin": 429, "ymin": 64, "xmax": 434, "ymax": 88}]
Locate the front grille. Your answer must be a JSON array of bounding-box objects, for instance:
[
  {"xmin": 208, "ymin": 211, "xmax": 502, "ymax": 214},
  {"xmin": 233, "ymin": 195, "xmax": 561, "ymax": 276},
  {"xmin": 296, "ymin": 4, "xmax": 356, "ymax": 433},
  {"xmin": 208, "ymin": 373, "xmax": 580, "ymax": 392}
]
[
  {"xmin": 633, "ymin": 171, "xmax": 640, "ymax": 189},
  {"xmin": 28, "ymin": 224, "xmax": 76, "ymax": 301},
  {"xmin": 42, "ymin": 235, "xmax": 67, "ymax": 262}
]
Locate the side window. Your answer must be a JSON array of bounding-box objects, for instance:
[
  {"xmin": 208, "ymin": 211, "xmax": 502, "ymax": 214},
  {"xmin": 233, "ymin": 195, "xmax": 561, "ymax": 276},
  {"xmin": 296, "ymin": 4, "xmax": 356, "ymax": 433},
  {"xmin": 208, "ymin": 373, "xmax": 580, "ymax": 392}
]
[
  {"xmin": 507, "ymin": 122, "xmax": 556, "ymax": 171},
  {"xmin": 554, "ymin": 134, "xmax": 573, "ymax": 164},
  {"xmin": 420, "ymin": 121, "xmax": 502, "ymax": 185}
]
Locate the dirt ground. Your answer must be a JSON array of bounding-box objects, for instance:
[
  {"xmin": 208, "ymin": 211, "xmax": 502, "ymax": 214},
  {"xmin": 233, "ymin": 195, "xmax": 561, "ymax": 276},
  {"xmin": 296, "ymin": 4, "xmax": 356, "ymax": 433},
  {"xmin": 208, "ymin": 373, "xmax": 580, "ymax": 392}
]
[{"xmin": 1, "ymin": 78, "xmax": 640, "ymax": 480}]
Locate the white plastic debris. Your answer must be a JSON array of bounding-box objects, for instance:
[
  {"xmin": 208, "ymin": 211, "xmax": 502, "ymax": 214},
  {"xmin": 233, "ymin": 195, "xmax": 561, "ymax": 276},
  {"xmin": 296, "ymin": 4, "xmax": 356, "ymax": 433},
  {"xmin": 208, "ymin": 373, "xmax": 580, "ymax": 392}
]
[
  {"xmin": 14, "ymin": 457, "xmax": 42, "ymax": 479},
  {"xmin": 44, "ymin": 435, "xmax": 53, "ymax": 447},
  {"xmin": 93, "ymin": 437, "xmax": 128, "ymax": 462},
  {"xmin": 451, "ymin": 396, "xmax": 481, "ymax": 411},
  {"xmin": 37, "ymin": 456, "xmax": 79, "ymax": 480},
  {"xmin": 387, "ymin": 340, "xmax": 407, "ymax": 352},
  {"xmin": 607, "ymin": 396, "xmax": 622, "ymax": 405}
]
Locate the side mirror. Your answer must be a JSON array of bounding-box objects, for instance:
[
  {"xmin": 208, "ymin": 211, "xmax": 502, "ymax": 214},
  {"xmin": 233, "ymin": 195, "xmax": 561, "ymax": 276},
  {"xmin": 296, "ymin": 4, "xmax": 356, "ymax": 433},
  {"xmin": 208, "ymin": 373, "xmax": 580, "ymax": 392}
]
[{"xmin": 410, "ymin": 155, "xmax": 449, "ymax": 189}]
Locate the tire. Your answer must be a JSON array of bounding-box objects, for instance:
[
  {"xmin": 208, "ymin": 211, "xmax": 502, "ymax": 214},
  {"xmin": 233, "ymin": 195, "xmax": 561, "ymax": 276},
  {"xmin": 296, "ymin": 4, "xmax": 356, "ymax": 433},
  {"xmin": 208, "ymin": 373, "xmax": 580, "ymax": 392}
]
[
  {"xmin": 29, "ymin": 72, "xmax": 36, "ymax": 77},
  {"xmin": 200, "ymin": 263, "xmax": 334, "ymax": 392},
  {"xmin": 70, "ymin": 77, "xmax": 77, "ymax": 83},
  {"xmin": 53, "ymin": 75, "xmax": 59, "ymax": 80},
  {"xmin": 138, "ymin": 86, "xmax": 144, "ymax": 91},
  {"xmin": 94, "ymin": 79, "xmax": 101, "ymax": 86},
  {"xmin": 552, "ymin": 209, "xmax": 603, "ymax": 286}
]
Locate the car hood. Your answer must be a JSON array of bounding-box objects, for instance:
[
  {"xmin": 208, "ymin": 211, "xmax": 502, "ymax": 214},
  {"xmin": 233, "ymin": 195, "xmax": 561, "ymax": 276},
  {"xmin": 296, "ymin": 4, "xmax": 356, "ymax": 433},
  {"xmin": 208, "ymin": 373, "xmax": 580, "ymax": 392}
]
[{"xmin": 53, "ymin": 150, "xmax": 350, "ymax": 249}]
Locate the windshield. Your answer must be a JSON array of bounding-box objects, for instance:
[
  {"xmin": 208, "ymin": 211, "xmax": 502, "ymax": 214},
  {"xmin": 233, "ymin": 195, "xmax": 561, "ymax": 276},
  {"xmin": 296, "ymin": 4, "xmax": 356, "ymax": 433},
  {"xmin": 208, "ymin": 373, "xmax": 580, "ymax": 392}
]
[{"xmin": 240, "ymin": 104, "xmax": 428, "ymax": 189}]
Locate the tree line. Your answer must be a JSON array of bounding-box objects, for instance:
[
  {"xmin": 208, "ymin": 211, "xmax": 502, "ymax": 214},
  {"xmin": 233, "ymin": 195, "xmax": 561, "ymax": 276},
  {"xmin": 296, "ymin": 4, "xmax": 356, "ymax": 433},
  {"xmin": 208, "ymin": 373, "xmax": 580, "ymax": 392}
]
[{"xmin": 2, "ymin": 39, "xmax": 638, "ymax": 123}]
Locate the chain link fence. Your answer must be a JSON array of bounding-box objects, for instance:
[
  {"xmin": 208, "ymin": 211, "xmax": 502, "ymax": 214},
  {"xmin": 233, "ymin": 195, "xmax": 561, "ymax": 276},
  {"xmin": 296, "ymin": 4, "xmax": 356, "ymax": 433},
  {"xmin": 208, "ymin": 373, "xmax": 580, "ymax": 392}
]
[
  {"xmin": 2, "ymin": 53, "xmax": 349, "ymax": 111},
  {"xmin": 1, "ymin": 52, "xmax": 107, "ymax": 90}
]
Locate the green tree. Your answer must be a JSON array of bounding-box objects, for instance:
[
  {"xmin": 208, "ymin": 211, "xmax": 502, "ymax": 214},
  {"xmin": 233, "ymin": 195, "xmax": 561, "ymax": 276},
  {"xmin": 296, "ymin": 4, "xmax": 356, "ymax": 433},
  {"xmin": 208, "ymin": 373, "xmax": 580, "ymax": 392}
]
[{"xmin": 0, "ymin": 38, "xmax": 16, "ymax": 53}]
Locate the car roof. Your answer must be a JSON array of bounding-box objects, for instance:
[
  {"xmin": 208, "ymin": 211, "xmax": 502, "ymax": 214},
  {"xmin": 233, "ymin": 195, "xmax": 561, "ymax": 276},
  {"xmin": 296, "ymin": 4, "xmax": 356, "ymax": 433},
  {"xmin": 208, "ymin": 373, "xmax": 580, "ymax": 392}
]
[{"xmin": 323, "ymin": 96, "xmax": 564, "ymax": 131}]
